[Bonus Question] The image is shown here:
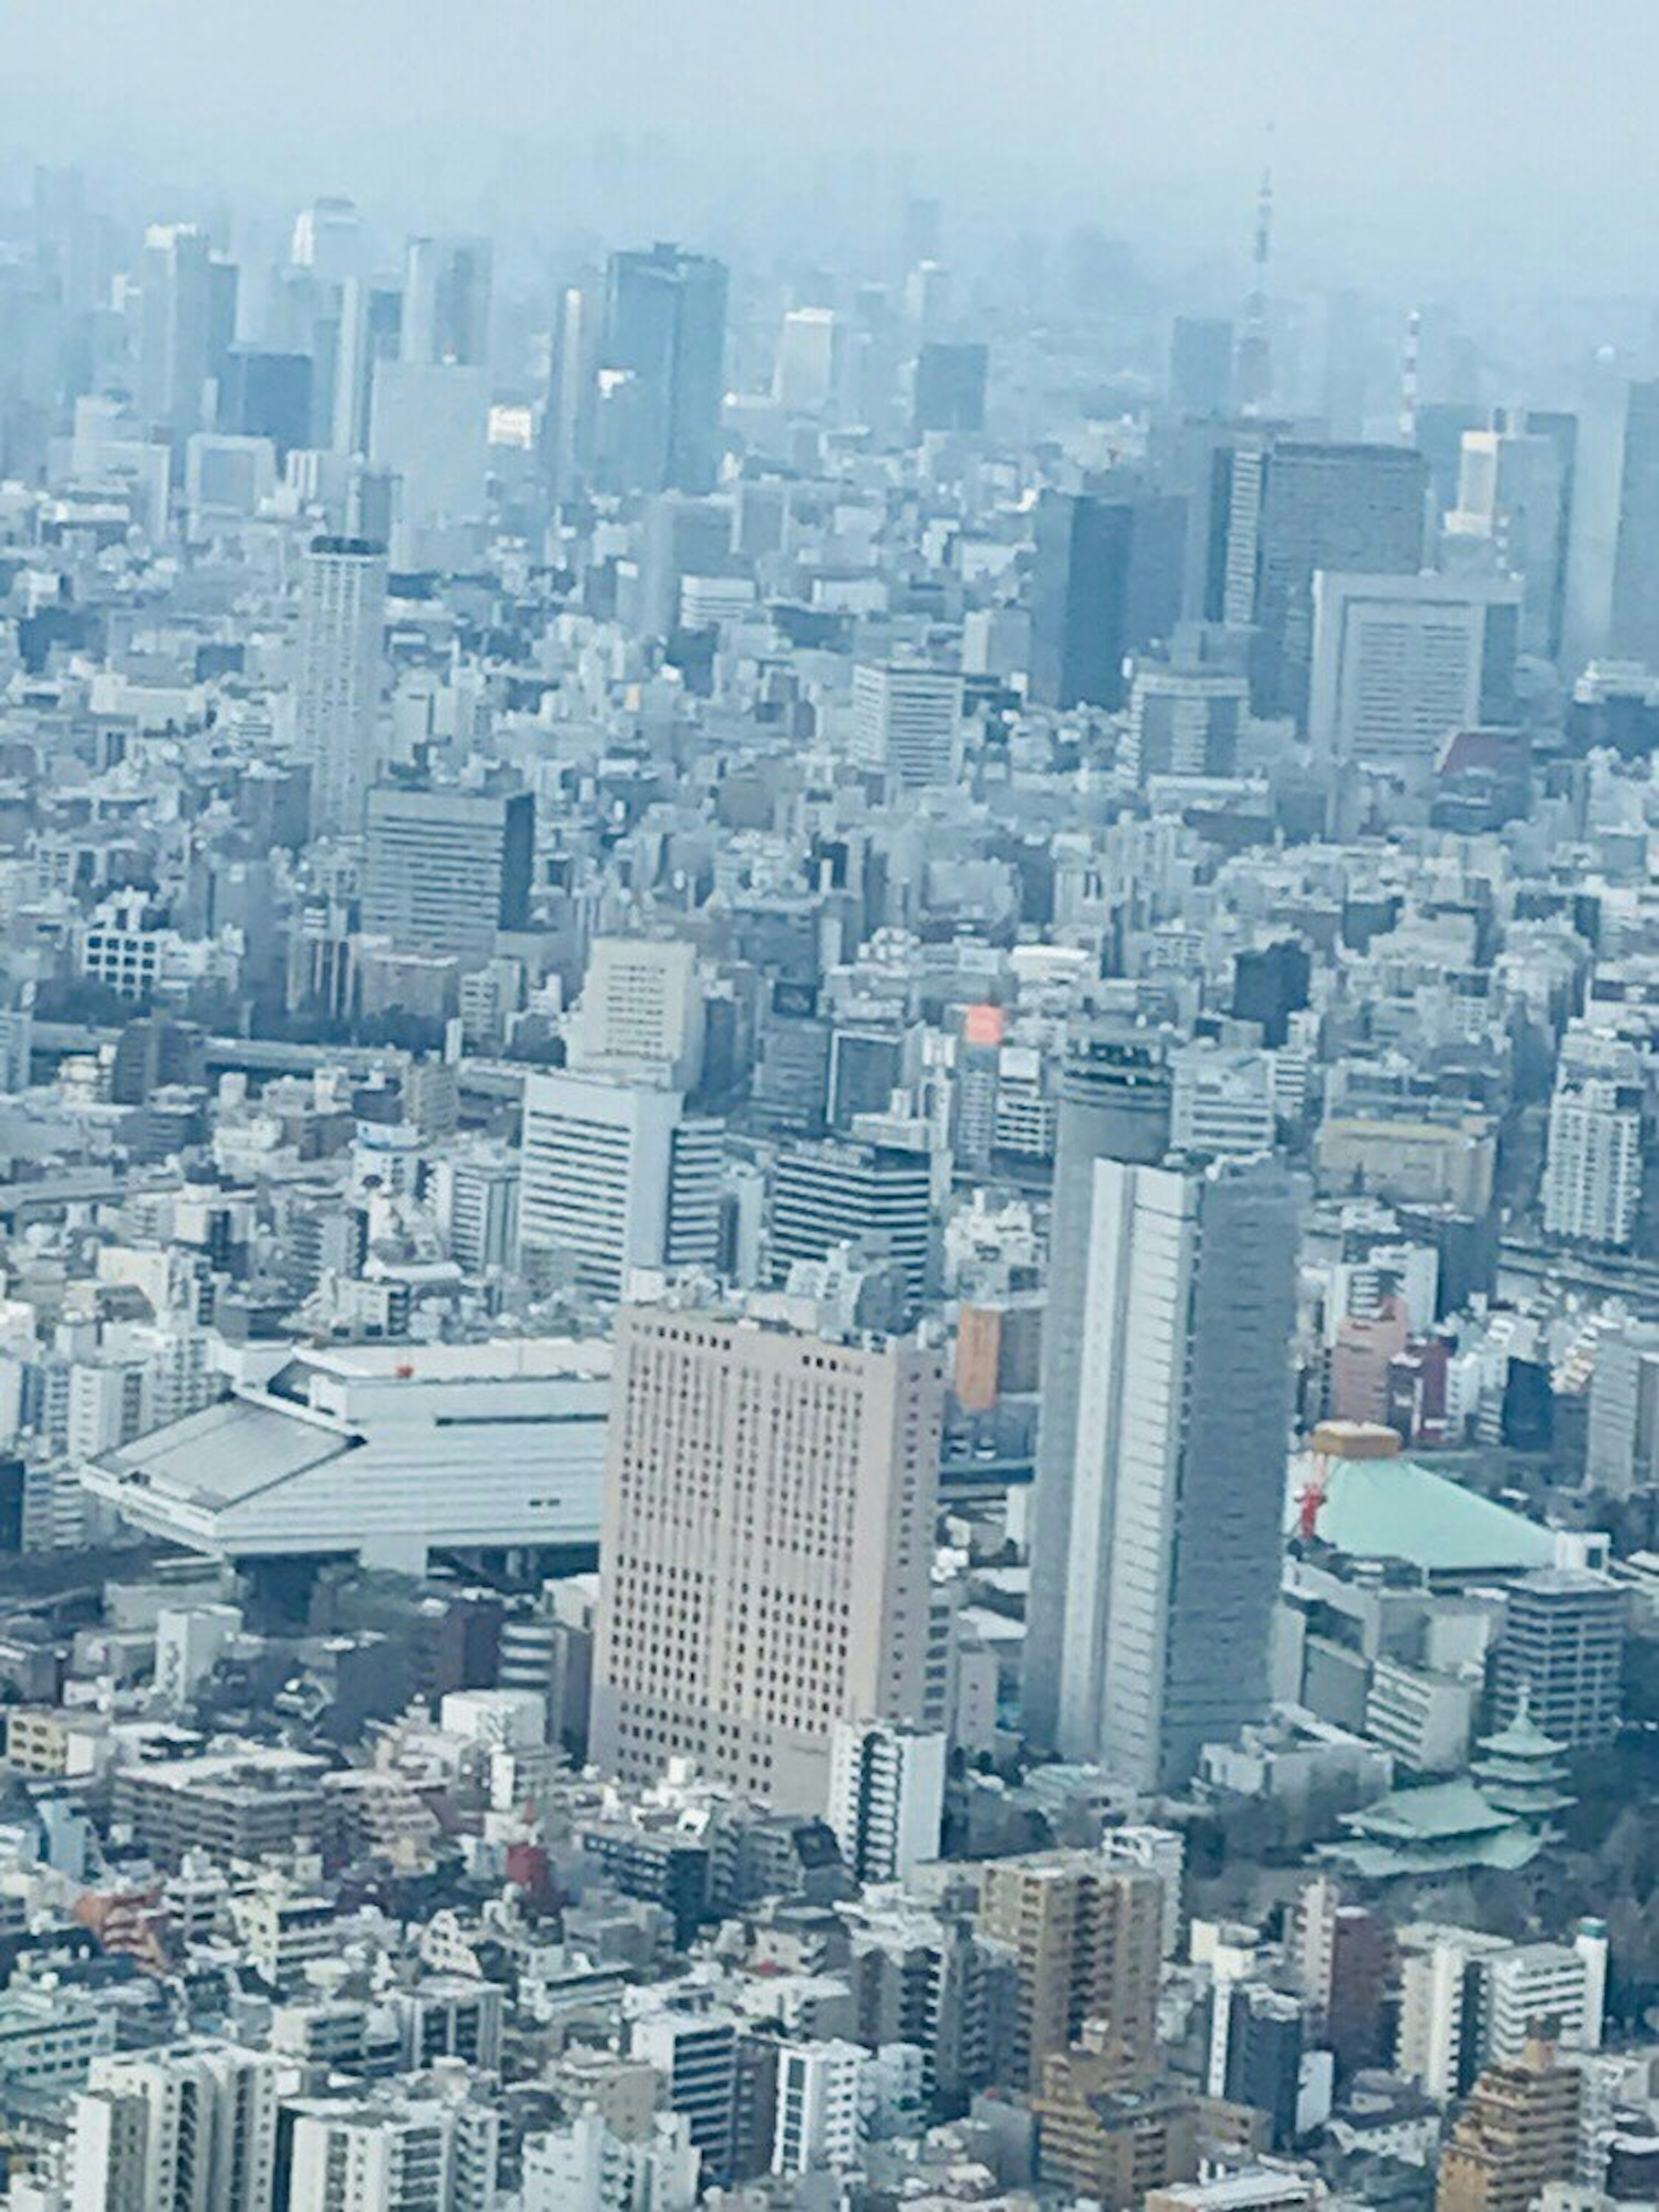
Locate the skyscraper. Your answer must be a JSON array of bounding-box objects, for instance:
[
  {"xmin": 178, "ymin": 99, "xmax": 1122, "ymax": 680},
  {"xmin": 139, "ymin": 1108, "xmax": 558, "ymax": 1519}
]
[
  {"xmin": 603, "ymin": 243, "xmax": 729, "ymax": 493},
  {"xmin": 139, "ymin": 224, "xmax": 235, "ymax": 440},
  {"xmin": 294, "ymin": 536, "xmax": 387, "ymax": 836},
  {"xmin": 516, "ymin": 1071, "xmax": 721, "ymax": 1299},
  {"xmin": 400, "ymin": 234, "xmax": 493, "ymax": 366},
  {"xmin": 773, "ymin": 307, "xmax": 840, "ymax": 415},
  {"xmin": 362, "ymin": 786, "xmax": 533, "ymax": 963},
  {"xmin": 543, "ymin": 281, "xmax": 600, "ymax": 499},
  {"xmin": 569, "ymin": 937, "xmax": 706, "ymax": 1090},
  {"xmin": 1449, "ymin": 421, "xmax": 1567, "ymax": 659},
  {"xmin": 768, "ymin": 1136, "xmax": 934, "ymax": 1321},
  {"xmin": 334, "ymin": 276, "xmax": 405, "ymax": 456},
  {"xmin": 1609, "ymin": 379, "xmax": 1659, "ymax": 666},
  {"xmin": 1023, "ymin": 1022, "xmax": 1172, "ymax": 1750},
  {"xmin": 221, "ymin": 348, "xmax": 313, "ymax": 461},
  {"xmin": 1307, "ymin": 569, "xmax": 1521, "ymax": 774},
  {"xmin": 1053, "ymin": 1153, "xmax": 1300, "ymax": 1790},
  {"xmin": 1029, "ymin": 489, "xmax": 1186, "ymax": 710},
  {"xmin": 1168, "ymin": 316, "xmax": 1233, "ymax": 418},
  {"xmin": 290, "ymin": 194, "xmax": 362, "ymax": 282},
  {"xmin": 850, "ymin": 661, "xmax": 966, "ymax": 787},
  {"xmin": 1251, "ymin": 442, "xmax": 1428, "ymax": 724},
  {"xmin": 913, "ymin": 340, "xmax": 988, "ymax": 434},
  {"xmin": 591, "ymin": 1306, "xmax": 941, "ymax": 1811}
]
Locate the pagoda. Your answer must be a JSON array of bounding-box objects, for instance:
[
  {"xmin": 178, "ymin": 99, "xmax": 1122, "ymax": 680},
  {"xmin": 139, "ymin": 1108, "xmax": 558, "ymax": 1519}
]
[{"xmin": 1470, "ymin": 1689, "xmax": 1574, "ymax": 1843}]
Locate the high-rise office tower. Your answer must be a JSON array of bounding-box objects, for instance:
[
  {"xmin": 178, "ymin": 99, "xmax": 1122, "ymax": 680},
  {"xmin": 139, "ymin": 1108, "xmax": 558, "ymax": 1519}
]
[
  {"xmin": 1521, "ymin": 407, "xmax": 1578, "ymax": 659},
  {"xmin": 977, "ymin": 1854, "xmax": 1164, "ymax": 2092},
  {"xmin": 334, "ymin": 277, "xmax": 405, "ymax": 457},
  {"xmin": 139, "ymin": 224, "xmax": 236, "ymax": 440},
  {"xmin": 1435, "ymin": 2035, "xmax": 1581, "ymax": 2212},
  {"xmin": 850, "ymin": 661, "xmax": 965, "ymax": 787},
  {"xmin": 400, "ymin": 235, "xmax": 493, "ymax": 366},
  {"xmin": 362, "ymin": 786, "xmax": 533, "ymax": 963},
  {"xmin": 1490, "ymin": 1568, "xmax": 1625, "ymax": 1750},
  {"xmin": 1052, "ymin": 1153, "xmax": 1300, "ymax": 1790},
  {"xmin": 826, "ymin": 1716, "xmax": 947, "ymax": 1886},
  {"xmin": 294, "ymin": 536, "xmax": 387, "ymax": 836},
  {"xmin": 1251, "ymin": 442, "xmax": 1428, "ymax": 723},
  {"xmin": 517, "ymin": 1071, "xmax": 721, "ymax": 1300},
  {"xmin": 1122, "ymin": 626, "xmax": 1250, "ymax": 780},
  {"xmin": 569, "ymin": 937, "xmax": 705, "ymax": 1090},
  {"xmin": 636, "ymin": 493, "xmax": 733, "ymax": 638},
  {"xmin": 773, "ymin": 307, "xmax": 840, "ymax": 415},
  {"xmin": 543, "ymin": 281, "xmax": 600, "ymax": 499},
  {"xmin": 1183, "ymin": 423, "xmax": 1275, "ymax": 628},
  {"xmin": 913, "ymin": 340, "xmax": 988, "ymax": 435},
  {"xmin": 1449, "ymin": 422, "xmax": 1567, "ymax": 659},
  {"xmin": 221, "ymin": 349, "xmax": 312, "ymax": 460},
  {"xmin": 768, "ymin": 1135, "xmax": 934, "ymax": 1322},
  {"xmin": 369, "ymin": 359, "xmax": 492, "ymax": 554},
  {"xmin": 1307, "ymin": 569, "xmax": 1521, "ymax": 775},
  {"xmin": 591, "ymin": 1306, "xmax": 942, "ymax": 1811},
  {"xmin": 1023, "ymin": 1022, "xmax": 1172, "ymax": 1750},
  {"xmin": 290, "ymin": 195, "xmax": 362, "ymax": 283},
  {"xmin": 602, "ymin": 243, "xmax": 729, "ymax": 493},
  {"xmin": 1029, "ymin": 489, "xmax": 1186, "ymax": 710},
  {"xmin": 1609, "ymin": 379, "xmax": 1659, "ymax": 666},
  {"xmin": 1168, "ymin": 316, "xmax": 1233, "ymax": 418}
]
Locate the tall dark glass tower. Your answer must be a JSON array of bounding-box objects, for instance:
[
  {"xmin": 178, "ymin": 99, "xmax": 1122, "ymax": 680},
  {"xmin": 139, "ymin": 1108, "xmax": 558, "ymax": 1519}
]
[{"xmin": 603, "ymin": 243, "xmax": 729, "ymax": 494}]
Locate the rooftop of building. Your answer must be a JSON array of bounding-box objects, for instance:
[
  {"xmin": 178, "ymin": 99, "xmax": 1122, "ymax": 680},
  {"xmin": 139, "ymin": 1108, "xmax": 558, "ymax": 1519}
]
[{"xmin": 1290, "ymin": 1449, "xmax": 1557, "ymax": 1580}]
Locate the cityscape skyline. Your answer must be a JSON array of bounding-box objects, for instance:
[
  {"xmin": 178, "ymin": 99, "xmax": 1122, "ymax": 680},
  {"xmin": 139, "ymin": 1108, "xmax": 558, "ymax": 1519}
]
[{"xmin": 0, "ymin": 9, "xmax": 1654, "ymax": 2206}]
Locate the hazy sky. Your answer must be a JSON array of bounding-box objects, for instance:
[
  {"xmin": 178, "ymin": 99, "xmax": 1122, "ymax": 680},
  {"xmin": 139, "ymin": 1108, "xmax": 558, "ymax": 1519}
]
[{"xmin": 3, "ymin": 1, "xmax": 1656, "ymax": 287}]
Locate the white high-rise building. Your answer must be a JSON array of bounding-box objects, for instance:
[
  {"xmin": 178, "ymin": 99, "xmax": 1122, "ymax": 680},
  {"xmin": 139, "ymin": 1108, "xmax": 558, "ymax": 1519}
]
[
  {"xmin": 286, "ymin": 2089, "xmax": 500, "ymax": 2212},
  {"xmin": 1586, "ymin": 1319, "xmax": 1659, "ymax": 1494},
  {"xmin": 517, "ymin": 1070, "xmax": 722, "ymax": 1299},
  {"xmin": 826, "ymin": 1717, "xmax": 946, "ymax": 1886},
  {"xmin": 772, "ymin": 2040, "xmax": 868, "ymax": 2176},
  {"xmin": 569, "ymin": 937, "xmax": 705, "ymax": 1089},
  {"xmin": 1449, "ymin": 423, "xmax": 1567, "ymax": 658},
  {"xmin": 433, "ymin": 1146, "xmax": 519, "ymax": 1273},
  {"xmin": 295, "ymin": 536, "xmax": 387, "ymax": 836},
  {"xmin": 369, "ymin": 360, "xmax": 491, "ymax": 563},
  {"xmin": 592, "ymin": 1306, "xmax": 942, "ymax": 1812},
  {"xmin": 290, "ymin": 195, "xmax": 361, "ymax": 281},
  {"xmin": 1308, "ymin": 569, "xmax": 1521, "ymax": 773},
  {"xmin": 1170, "ymin": 1045, "xmax": 1278, "ymax": 1156},
  {"xmin": 1100, "ymin": 1824, "xmax": 1186, "ymax": 1957},
  {"xmin": 75, "ymin": 2044, "xmax": 292, "ymax": 2212},
  {"xmin": 628, "ymin": 2007, "xmax": 739, "ymax": 2182},
  {"xmin": 773, "ymin": 308, "xmax": 840, "ymax": 415},
  {"xmin": 851, "ymin": 661, "xmax": 965, "ymax": 788},
  {"xmin": 1543, "ymin": 1028, "xmax": 1645, "ymax": 1249},
  {"xmin": 1477, "ymin": 1939, "xmax": 1605, "ymax": 2068},
  {"xmin": 1055, "ymin": 1153, "xmax": 1300, "ymax": 1790},
  {"xmin": 521, "ymin": 2109, "xmax": 700, "ymax": 2212}
]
